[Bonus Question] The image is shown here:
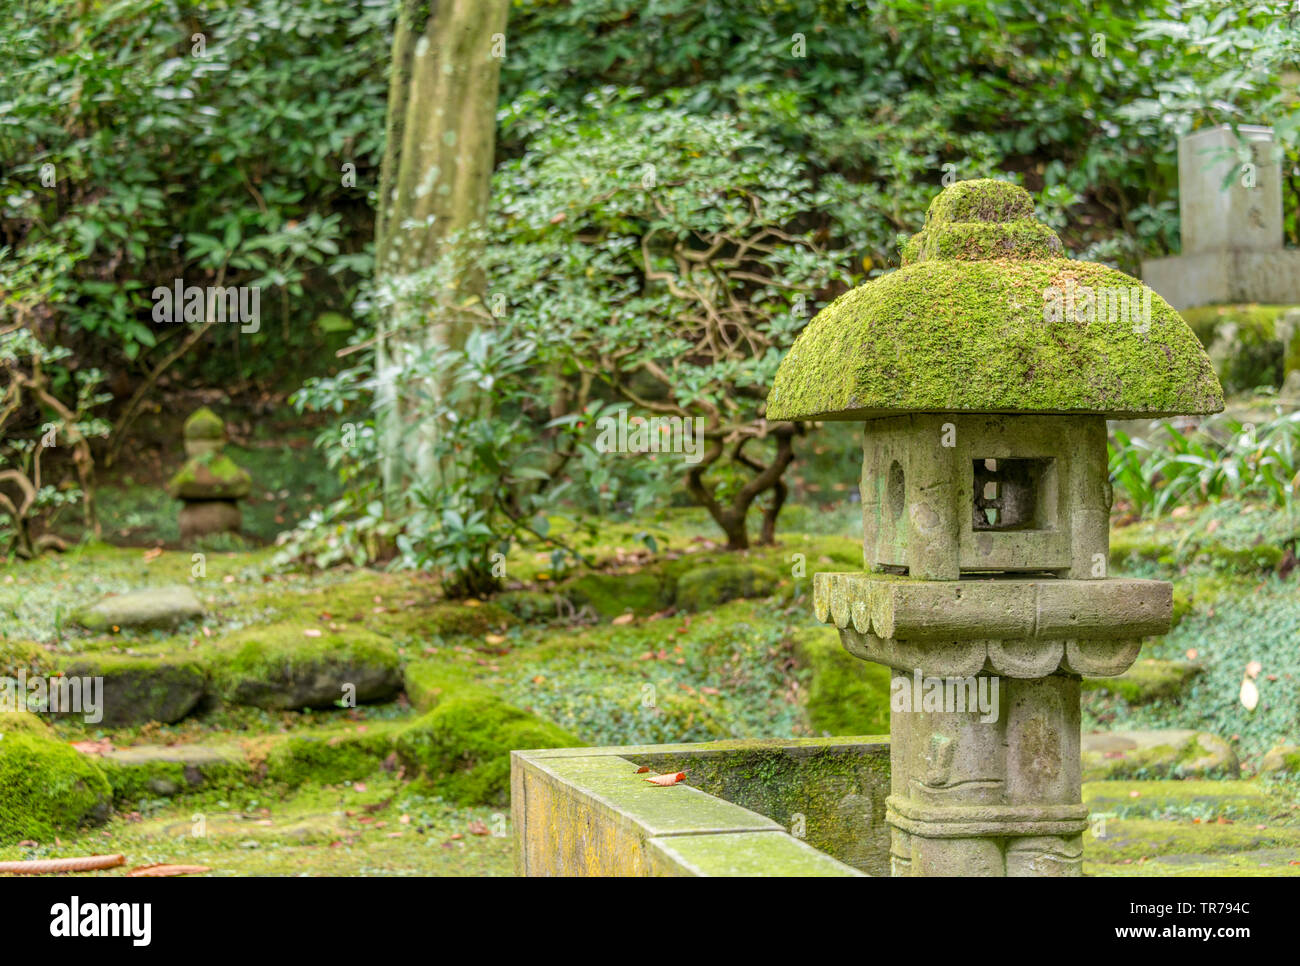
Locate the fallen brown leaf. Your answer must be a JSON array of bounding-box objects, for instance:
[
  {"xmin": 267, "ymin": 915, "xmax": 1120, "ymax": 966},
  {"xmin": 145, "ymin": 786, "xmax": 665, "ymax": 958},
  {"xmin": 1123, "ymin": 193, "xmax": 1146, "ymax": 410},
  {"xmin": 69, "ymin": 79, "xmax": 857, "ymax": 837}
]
[{"xmin": 644, "ymin": 771, "xmax": 686, "ymax": 786}]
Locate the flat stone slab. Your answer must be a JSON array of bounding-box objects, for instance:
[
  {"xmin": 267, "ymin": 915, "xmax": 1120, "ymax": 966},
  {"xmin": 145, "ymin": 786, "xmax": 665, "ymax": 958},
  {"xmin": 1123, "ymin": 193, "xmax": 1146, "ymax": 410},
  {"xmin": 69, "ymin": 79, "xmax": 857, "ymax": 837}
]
[
  {"xmin": 74, "ymin": 585, "xmax": 205, "ymax": 631},
  {"xmin": 57, "ymin": 655, "xmax": 207, "ymax": 726},
  {"xmin": 1082, "ymin": 729, "xmax": 1239, "ymax": 780},
  {"xmin": 98, "ymin": 743, "xmax": 245, "ymax": 797},
  {"xmin": 102, "ymin": 744, "xmax": 241, "ymax": 768}
]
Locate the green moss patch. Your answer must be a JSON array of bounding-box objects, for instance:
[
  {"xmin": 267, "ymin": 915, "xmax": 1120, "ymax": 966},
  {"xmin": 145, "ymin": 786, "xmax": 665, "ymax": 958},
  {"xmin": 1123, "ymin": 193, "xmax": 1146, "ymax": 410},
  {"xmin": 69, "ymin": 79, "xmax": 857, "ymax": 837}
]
[
  {"xmin": 395, "ymin": 693, "xmax": 581, "ymax": 806},
  {"xmin": 0, "ymin": 710, "xmax": 52, "ymax": 737},
  {"xmin": 1082, "ymin": 659, "xmax": 1203, "ymax": 705},
  {"xmin": 794, "ymin": 626, "xmax": 891, "ymax": 737},
  {"xmin": 673, "ymin": 563, "xmax": 781, "ymax": 612},
  {"xmin": 263, "ymin": 725, "xmax": 399, "ymax": 787},
  {"xmin": 924, "ymin": 178, "xmax": 1037, "ymax": 224},
  {"xmin": 561, "ymin": 571, "xmax": 668, "ymax": 618},
  {"xmin": 0, "ymin": 735, "xmax": 112, "ymax": 843}
]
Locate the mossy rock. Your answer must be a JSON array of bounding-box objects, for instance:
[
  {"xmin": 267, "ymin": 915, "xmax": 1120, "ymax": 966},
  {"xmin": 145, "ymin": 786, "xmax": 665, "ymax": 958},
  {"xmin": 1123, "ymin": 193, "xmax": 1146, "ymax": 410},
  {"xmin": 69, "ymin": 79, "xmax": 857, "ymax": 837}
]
[
  {"xmin": 263, "ymin": 726, "xmax": 397, "ymax": 787},
  {"xmin": 0, "ymin": 710, "xmax": 52, "ymax": 737},
  {"xmin": 794, "ymin": 627, "xmax": 891, "ymax": 736},
  {"xmin": 210, "ymin": 624, "xmax": 402, "ymax": 711},
  {"xmin": 673, "ymin": 564, "xmax": 781, "ymax": 613},
  {"xmin": 98, "ymin": 743, "xmax": 247, "ymax": 800},
  {"xmin": 73, "ymin": 585, "xmax": 205, "ymax": 632},
  {"xmin": 394, "ymin": 693, "xmax": 581, "ymax": 806},
  {"xmin": 1082, "ymin": 729, "xmax": 1239, "ymax": 780},
  {"xmin": 0, "ymin": 639, "xmax": 53, "ymax": 679},
  {"xmin": 412, "ymin": 601, "xmax": 513, "ymax": 637},
  {"xmin": 183, "ymin": 406, "xmax": 226, "ymax": 440},
  {"xmin": 767, "ymin": 179, "xmax": 1223, "ymax": 421},
  {"xmin": 562, "ymin": 571, "xmax": 668, "ymax": 619},
  {"xmin": 0, "ymin": 734, "xmax": 112, "ymax": 843},
  {"xmin": 168, "ymin": 452, "xmax": 252, "ymax": 500},
  {"xmin": 402, "ymin": 661, "xmax": 475, "ymax": 714},
  {"xmin": 1082, "ymin": 659, "xmax": 1203, "ymax": 705},
  {"xmin": 1258, "ymin": 744, "xmax": 1300, "ymax": 775},
  {"xmin": 56, "ymin": 655, "xmax": 208, "ymax": 726}
]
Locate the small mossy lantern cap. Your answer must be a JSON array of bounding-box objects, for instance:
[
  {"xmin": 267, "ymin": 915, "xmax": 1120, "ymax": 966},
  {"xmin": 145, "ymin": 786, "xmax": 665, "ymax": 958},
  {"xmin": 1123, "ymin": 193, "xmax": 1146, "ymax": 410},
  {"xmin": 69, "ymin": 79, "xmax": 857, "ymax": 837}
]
[
  {"xmin": 766, "ymin": 178, "xmax": 1225, "ymax": 421},
  {"xmin": 184, "ymin": 406, "xmax": 226, "ymax": 441}
]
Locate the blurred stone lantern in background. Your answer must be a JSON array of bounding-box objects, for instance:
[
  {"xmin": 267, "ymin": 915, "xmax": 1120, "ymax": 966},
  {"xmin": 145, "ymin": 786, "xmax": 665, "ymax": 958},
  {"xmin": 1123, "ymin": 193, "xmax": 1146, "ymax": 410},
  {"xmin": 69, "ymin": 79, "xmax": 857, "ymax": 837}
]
[
  {"xmin": 765, "ymin": 179, "xmax": 1224, "ymax": 876},
  {"xmin": 168, "ymin": 407, "xmax": 252, "ymax": 542}
]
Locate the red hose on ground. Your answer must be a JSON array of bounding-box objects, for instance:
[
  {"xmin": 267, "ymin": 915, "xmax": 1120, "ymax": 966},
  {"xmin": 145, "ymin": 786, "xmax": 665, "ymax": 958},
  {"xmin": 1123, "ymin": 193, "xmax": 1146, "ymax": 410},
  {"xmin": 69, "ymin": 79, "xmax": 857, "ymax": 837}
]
[{"xmin": 0, "ymin": 854, "xmax": 125, "ymax": 874}]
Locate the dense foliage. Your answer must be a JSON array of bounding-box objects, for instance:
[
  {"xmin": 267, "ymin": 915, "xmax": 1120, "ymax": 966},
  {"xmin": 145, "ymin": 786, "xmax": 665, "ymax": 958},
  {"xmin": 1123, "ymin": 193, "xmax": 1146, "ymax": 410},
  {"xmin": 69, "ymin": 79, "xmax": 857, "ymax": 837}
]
[
  {"xmin": 1111, "ymin": 408, "xmax": 1300, "ymax": 516},
  {"xmin": 5, "ymin": 0, "xmax": 1300, "ymax": 587}
]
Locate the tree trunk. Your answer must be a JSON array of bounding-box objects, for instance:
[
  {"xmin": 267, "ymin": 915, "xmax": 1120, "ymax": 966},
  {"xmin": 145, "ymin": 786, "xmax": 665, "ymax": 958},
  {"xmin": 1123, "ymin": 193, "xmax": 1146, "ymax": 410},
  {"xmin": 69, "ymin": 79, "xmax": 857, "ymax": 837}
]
[{"xmin": 374, "ymin": 0, "xmax": 508, "ymax": 500}]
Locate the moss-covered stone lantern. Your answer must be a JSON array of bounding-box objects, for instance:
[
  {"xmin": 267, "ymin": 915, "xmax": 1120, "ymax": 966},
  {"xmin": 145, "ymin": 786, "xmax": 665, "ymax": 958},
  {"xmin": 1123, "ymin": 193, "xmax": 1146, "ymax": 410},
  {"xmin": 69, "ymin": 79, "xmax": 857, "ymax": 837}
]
[
  {"xmin": 167, "ymin": 407, "xmax": 252, "ymax": 542},
  {"xmin": 766, "ymin": 179, "xmax": 1223, "ymax": 876}
]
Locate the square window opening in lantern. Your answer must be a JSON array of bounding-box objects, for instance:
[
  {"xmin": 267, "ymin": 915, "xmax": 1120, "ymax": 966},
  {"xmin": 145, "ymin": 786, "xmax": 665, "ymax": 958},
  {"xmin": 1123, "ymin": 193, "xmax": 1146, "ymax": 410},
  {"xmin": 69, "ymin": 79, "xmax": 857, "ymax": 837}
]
[{"xmin": 971, "ymin": 457, "xmax": 1057, "ymax": 532}]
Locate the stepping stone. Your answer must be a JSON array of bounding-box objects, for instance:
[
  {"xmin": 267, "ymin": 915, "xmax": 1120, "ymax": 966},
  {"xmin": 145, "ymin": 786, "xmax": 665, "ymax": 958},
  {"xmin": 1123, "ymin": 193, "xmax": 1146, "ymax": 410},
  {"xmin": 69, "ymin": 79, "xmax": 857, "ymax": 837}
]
[
  {"xmin": 211, "ymin": 624, "xmax": 402, "ymax": 711},
  {"xmin": 74, "ymin": 585, "xmax": 204, "ymax": 632},
  {"xmin": 1083, "ymin": 729, "xmax": 1239, "ymax": 780},
  {"xmin": 99, "ymin": 743, "xmax": 244, "ymax": 797},
  {"xmin": 56, "ymin": 655, "xmax": 207, "ymax": 726}
]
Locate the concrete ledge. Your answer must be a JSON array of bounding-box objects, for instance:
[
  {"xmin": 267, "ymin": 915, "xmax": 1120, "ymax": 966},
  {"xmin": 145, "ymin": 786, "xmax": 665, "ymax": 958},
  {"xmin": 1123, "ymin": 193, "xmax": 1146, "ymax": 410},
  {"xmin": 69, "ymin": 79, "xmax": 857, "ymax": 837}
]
[
  {"xmin": 647, "ymin": 831, "xmax": 863, "ymax": 876},
  {"xmin": 512, "ymin": 738, "xmax": 887, "ymax": 876}
]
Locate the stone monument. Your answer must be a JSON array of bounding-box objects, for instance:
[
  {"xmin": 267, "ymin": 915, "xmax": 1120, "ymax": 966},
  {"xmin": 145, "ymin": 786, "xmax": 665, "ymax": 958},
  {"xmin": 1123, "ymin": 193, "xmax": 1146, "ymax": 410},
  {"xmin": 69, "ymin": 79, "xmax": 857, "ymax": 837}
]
[
  {"xmin": 766, "ymin": 178, "xmax": 1224, "ymax": 875},
  {"xmin": 167, "ymin": 407, "xmax": 252, "ymax": 541},
  {"xmin": 1142, "ymin": 124, "xmax": 1300, "ymax": 309}
]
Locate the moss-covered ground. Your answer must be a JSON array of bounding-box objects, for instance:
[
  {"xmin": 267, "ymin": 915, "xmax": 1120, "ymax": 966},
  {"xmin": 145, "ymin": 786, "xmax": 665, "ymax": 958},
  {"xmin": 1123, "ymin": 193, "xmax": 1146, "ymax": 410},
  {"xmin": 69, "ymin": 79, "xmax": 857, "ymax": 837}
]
[{"xmin": 2, "ymin": 490, "xmax": 1298, "ymax": 875}]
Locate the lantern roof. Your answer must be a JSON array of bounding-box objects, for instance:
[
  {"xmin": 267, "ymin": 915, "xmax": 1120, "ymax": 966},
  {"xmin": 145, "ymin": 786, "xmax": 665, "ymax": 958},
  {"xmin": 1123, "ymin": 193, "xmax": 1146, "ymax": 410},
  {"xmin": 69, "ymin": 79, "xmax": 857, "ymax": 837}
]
[{"xmin": 765, "ymin": 179, "xmax": 1224, "ymax": 421}]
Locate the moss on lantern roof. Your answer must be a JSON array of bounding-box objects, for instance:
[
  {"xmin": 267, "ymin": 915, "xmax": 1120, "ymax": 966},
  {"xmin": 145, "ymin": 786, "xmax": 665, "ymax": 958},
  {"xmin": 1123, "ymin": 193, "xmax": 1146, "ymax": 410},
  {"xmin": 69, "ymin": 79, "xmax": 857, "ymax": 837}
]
[
  {"xmin": 184, "ymin": 407, "xmax": 226, "ymax": 440},
  {"xmin": 766, "ymin": 180, "xmax": 1224, "ymax": 421}
]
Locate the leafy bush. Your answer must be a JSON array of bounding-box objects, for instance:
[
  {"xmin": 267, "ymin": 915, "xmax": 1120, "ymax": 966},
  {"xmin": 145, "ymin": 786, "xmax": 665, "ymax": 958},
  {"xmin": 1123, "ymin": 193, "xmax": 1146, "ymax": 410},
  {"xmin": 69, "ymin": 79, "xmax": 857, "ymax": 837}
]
[
  {"xmin": 0, "ymin": 0, "xmax": 390, "ymax": 388},
  {"xmin": 486, "ymin": 93, "xmax": 849, "ymax": 548},
  {"xmin": 0, "ymin": 260, "xmax": 111, "ymax": 558},
  {"xmin": 1111, "ymin": 408, "xmax": 1300, "ymax": 516}
]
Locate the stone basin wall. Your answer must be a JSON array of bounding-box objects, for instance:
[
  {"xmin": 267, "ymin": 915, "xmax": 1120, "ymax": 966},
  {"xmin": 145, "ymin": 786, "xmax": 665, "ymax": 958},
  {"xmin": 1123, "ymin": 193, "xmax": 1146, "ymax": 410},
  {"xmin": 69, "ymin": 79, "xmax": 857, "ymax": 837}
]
[{"xmin": 511, "ymin": 736, "xmax": 891, "ymax": 876}]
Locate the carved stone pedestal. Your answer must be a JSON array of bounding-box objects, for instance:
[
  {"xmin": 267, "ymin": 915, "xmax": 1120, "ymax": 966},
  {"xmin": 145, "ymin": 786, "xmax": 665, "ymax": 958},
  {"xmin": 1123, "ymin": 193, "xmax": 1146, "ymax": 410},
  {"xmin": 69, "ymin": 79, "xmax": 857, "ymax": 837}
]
[{"xmin": 814, "ymin": 572, "xmax": 1167, "ymax": 876}]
